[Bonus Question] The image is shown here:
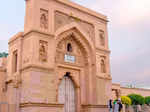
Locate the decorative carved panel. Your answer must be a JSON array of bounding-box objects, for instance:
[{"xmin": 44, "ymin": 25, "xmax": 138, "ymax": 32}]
[
  {"xmin": 39, "ymin": 40, "xmax": 48, "ymax": 62},
  {"xmin": 55, "ymin": 11, "xmax": 74, "ymax": 31},
  {"xmin": 40, "ymin": 9, "xmax": 48, "ymax": 30},
  {"xmin": 55, "ymin": 11, "xmax": 95, "ymax": 41},
  {"xmin": 100, "ymin": 56, "xmax": 106, "ymax": 73},
  {"xmin": 99, "ymin": 30, "xmax": 105, "ymax": 47},
  {"xmin": 56, "ymin": 35, "xmax": 85, "ymax": 66}
]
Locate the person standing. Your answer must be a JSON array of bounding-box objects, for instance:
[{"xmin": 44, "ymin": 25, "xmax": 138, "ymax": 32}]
[
  {"xmin": 108, "ymin": 99, "xmax": 113, "ymax": 112},
  {"xmin": 118, "ymin": 101, "xmax": 123, "ymax": 112},
  {"xmin": 137, "ymin": 105, "xmax": 142, "ymax": 112},
  {"xmin": 113, "ymin": 100, "xmax": 119, "ymax": 112}
]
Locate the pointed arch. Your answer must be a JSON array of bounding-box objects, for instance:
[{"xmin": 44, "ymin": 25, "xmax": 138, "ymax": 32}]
[
  {"xmin": 58, "ymin": 73, "xmax": 76, "ymax": 112},
  {"xmin": 55, "ymin": 22, "xmax": 95, "ymax": 55},
  {"xmin": 55, "ymin": 23, "xmax": 96, "ymax": 108},
  {"xmin": 58, "ymin": 72, "xmax": 80, "ymax": 88},
  {"xmin": 55, "ymin": 22, "xmax": 95, "ymax": 65}
]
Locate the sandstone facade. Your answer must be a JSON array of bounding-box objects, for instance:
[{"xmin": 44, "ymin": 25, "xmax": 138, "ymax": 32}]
[
  {"xmin": 0, "ymin": 1, "xmax": 150, "ymax": 112},
  {"xmin": 0, "ymin": 0, "xmax": 112, "ymax": 112}
]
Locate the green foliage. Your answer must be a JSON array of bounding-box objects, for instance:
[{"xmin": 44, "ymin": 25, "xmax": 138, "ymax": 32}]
[
  {"xmin": 128, "ymin": 94, "xmax": 145, "ymax": 105},
  {"xmin": 121, "ymin": 96, "xmax": 132, "ymax": 105},
  {"xmin": 145, "ymin": 96, "xmax": 150, "ymax": 105},
  {"xmin": 0, "ymin": 52, "xmax": 8, "ymax": 58},
  {"xmin": 113, "ymin": 99, "xmax": 117, "ymax": 104}
]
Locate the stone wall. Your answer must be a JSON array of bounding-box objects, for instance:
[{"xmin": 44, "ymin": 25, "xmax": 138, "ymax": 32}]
[
  {"xmin": 121, "ymin": 87, "xmax": 150, "ymax": 97},
  {"xmin": 0, "ymin": 58, "xmax": 7, "ymax": 102},
  {"xmin": 112, "ymin": 83, "xmax": 150, "ymax": 100}
]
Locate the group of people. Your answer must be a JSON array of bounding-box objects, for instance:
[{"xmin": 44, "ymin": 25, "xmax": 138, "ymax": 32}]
[{"xmin": 108, "ymin": 99, "xmax": 123, "ymax": 112}]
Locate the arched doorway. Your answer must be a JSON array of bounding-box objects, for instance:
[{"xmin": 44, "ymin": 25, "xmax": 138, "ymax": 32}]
[
  {"xmin": 55, "ymin": 29, "xmax": 95, "ymax": 111},
  {"xmin": 58, "ymin": 72, "xmax": 76, "ymax": 112}
]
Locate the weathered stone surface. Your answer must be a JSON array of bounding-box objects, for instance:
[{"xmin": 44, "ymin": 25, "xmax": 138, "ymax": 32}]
[{"xmin": 1, "ymin": 0, "xmax": 112, "ymax": 112}]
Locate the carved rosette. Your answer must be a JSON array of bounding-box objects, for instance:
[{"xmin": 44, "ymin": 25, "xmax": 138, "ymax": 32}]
[
  {"xmin": 40, "ymin": 9, "xmax": 48, "ymax": 30},
  {"xmin": 39, "ymin": 40, "xmax": 48, "ymax": 62}
]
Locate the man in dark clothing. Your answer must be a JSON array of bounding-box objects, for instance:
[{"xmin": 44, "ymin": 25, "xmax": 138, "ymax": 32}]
[
  {"xmin": 108, "ymin": 99, "xmax": 113, "ymax": 112},
  {"xmin": 118, "ymin": 101, "xmax": 123, "ymax": 112}
]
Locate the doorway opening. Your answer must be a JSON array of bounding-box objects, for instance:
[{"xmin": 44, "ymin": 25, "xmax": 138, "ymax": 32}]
[{"xmin": 58, "ymin": 72, "xmax": 76, "ymax": 112}]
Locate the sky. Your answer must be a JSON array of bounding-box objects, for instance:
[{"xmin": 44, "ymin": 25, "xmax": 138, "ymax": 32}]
[{"xmin": 0, "ymin": 0, "xmax": 150, "ymax": 88}]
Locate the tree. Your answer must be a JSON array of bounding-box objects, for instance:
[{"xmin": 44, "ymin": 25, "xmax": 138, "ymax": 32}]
[
  {"xmin": 128, "ymin": 94, "xmax": 145, "ymax": 105},
  {"xmin": 145, "ymin": 96, "xmax": 150, "ymax": 105},
  {"xmin": 0, "ymin": 52, "xmax": 8, "ymax": 58},
  {"xmin": 121, "ymin": 96, "xmax": 132, "ymax": 106}
]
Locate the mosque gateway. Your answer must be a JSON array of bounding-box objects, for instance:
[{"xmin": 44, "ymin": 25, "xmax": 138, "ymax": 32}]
[{"xmin": 0, "ymin": 0, "xmax": 112, "ymax": 112}]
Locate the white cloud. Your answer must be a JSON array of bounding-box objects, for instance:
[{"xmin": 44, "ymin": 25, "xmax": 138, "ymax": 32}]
[
  {"xmin": 114, "ymin": 0, "xmax": 150, "ymax": 25},
  {"xmin": 72, "ymin": 0, "xmax": 150, "ymax": 26}
]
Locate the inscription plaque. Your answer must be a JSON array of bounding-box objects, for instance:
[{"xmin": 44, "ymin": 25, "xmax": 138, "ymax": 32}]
[{"xmin": 64, "ymin": 54, "xmax": 75, "ymax": 63}]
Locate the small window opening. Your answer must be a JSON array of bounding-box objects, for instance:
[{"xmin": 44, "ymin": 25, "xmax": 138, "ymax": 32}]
[{"xmin": 67, "ymin": 43, "xmax": 72, "ymax": 52}]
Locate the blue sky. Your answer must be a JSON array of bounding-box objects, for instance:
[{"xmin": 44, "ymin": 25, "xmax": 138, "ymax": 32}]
[{"xmin": 0, "ymin": 0, "xmax": 150, "ymax": 88}]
